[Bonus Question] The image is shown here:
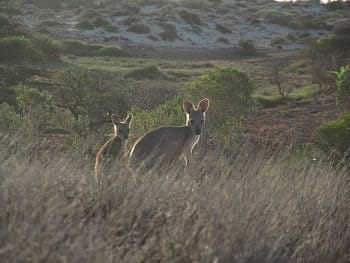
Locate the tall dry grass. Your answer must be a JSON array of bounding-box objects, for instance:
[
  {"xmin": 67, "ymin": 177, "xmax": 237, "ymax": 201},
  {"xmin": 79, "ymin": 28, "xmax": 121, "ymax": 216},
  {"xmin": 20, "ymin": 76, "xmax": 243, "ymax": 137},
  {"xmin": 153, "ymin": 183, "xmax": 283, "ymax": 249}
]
[{"xmin": 0, "ymin": 139, "xmax": 349, "ymax": 262}]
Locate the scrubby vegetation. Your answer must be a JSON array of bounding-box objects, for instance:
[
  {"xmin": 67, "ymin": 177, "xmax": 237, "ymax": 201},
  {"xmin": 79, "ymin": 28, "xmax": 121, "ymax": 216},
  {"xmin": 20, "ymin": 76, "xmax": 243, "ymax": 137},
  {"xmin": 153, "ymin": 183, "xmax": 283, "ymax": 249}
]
[
  {"xmin": 316, "ymin": 110, "xmax": 350, "ymax": 164},
  {"xmin": 1, "ymin": 1, "xmax": 350, "ymax": 262},
  {"xmin": 1, "ymin": 136, "xmax": 350, "ymax": 262},
  {"xmin": 238, "ymin": 37, "xmax": 256, "ymax": 55}
]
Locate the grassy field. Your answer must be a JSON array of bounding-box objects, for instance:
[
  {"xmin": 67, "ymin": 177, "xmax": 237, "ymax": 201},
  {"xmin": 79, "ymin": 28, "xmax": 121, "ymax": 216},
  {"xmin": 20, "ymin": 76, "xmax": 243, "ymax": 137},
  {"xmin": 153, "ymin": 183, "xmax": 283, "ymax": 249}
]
[{"xmin": 1, "ymin": 139, "xmax": 349, "ymax": 262}]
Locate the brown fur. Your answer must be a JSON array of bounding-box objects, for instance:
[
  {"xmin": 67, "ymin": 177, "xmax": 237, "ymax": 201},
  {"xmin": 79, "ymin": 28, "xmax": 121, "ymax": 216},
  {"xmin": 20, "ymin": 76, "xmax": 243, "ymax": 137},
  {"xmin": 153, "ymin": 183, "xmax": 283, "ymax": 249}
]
[
  {"xmin": 94, "ymin": 114, "xmax": 132, "ymax": 184},
  {"xmin": 311, "ymin": 65, "xmax": 336, "ymax": 93},
  {"xmin": 129, "ymin": 98, "xmax": 209, "ymax": 175}
]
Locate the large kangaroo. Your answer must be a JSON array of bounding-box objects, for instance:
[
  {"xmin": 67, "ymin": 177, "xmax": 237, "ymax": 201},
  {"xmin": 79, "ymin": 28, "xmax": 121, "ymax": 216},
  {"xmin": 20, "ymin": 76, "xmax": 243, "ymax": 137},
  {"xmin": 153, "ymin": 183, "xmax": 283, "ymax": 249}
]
[
  {"xmin": 129, "ymin": 98, "xmax": 209, "ymax": 173},
  {"xmin": 94, "ymin": 114, "xmax": 132, "ymax": 184}
]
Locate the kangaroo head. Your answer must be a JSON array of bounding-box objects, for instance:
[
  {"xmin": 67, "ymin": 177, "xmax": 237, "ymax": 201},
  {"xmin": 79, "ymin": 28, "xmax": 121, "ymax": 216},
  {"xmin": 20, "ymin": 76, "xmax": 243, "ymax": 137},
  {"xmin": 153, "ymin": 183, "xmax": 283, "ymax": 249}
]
[
  {"xmin": 111, "ymin": 113, "xmax": 133, "ymax": 140},
  {"xmin": 183, "ymin": 98, "xmax": 209, "ymax": 136}
]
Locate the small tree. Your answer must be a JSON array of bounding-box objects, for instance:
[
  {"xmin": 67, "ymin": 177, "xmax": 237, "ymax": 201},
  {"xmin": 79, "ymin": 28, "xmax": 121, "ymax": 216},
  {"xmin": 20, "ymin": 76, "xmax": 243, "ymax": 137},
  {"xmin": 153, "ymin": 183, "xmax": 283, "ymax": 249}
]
[
  {"xmin": 316, "ymin": 111, "xmax": 350, "ymax": 164},
  {"xmin": 272, "ymin": 64, "xmax": 292, "ymax": 99},
  {"xmin": 53, "ymin": 67, "xmax": 133, "ymax": 129}
]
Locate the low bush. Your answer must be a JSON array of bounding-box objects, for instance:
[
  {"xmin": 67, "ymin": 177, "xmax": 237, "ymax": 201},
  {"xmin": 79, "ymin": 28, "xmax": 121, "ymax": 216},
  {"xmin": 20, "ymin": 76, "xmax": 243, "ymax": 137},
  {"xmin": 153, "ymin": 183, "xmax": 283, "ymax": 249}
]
[
  {"xmin": 92, "ymin": 17, "xmax": 109, "ymax": 28},
  {"xmin": 0, "ymin": 103, "xmax": 21, "ymax": 131},
  {"xmin": 0, "ymin": 13, "xmax": 26, "ymax": 37},
  {"xmin": 333, "ymin": 20, "xmax": 350, "ymax": 36},
  {"xmin": 0, "ymin": 34, "xmax": 59, "ymax": 63},
  {"xmin": 127, "ymin": 24, "xmax": 151, "ymax": 34},
  {"xmin": 159, "ymin": 23, "xmax": 178, "ymax": 41},
  {"xmin": 184, "ymin": 66, "xmax": 254, "ymax": 134},
  {"xmin": 238, "ymin": 37, "xmax": 256, "ymax": 55},
  {"xmin": 15, "ymin": 85, "xmax": 57, "ymax": 133},
  {"xmin": 0, "ymin": 87, "xmax": 16, "ymax": 106},
  {"xmin": 215, "ymin": 23, "xmax": 232, "ymax": 34},
  {"xmin": 0, "ymin": 36, "xmax": 42, "ymax": 63},
  {"xmin": 96, "ymin": 46, "xmax": 127, "ymax": 57},
  {"xmin": 75, "ymin": 20, "xmax": 95, "ymax": 30},
  {"xmin": 132, "ymin": 96, "xmax": 184, "ymax": 137},
  {"xmin": 56, "ymin": 40, "xmax": 127, "ymax": 57},
  {"xmin": 179, "ymin": 10, "xmax": 202, "ymax": 26},
  {"xmin": 30, "ymin": 35, "xmax": 60, "ymax": 60},
  {"xmin": 306, "ymin": 34, "xmax": 350, "ymax": 69},
  {"xmin": 55, "ymin": 39, "xmax": 102, "ymax": 56},
  {"xmin": 53, "ymin": 67, "xmax": 133, "ymax": 126},
  {"xmin": 125, "ymin": 65, "xmax": 170, "ymax": 80},
  {"xmin": 0, "ymin": 64, "xmax": 36, "ymax": 85},
  {"xmin": 335, "ymin": 65, "xmax": 350, "ymax": 110},
  {"xmin": 316, "ymin": 110, "xmax": 350, "ymax": 164}
]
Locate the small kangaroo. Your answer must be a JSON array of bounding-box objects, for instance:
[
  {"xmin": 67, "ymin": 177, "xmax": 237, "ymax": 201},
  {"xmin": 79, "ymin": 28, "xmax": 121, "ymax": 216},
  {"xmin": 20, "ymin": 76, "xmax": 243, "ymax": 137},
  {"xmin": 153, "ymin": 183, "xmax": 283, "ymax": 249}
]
[
  {"xmin": 311, "ymin": 65, "xmax": 336, "ymax": 92},
  {"xmin": 94, "ymin": 113, "xmax": 132, "ymax": 184},
  {"xmin": 129, "ymin": 98, "xmax": 209, "ymax": 174}
]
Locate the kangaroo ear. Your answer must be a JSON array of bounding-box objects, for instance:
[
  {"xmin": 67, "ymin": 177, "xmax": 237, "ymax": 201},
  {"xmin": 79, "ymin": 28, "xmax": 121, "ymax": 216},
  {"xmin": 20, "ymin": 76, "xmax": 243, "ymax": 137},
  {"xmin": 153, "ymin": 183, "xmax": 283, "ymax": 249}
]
[
  {"xmin": 183, "ymin": 101, "xmax": 193, "ymax": 114},
  {"xmin": 125, "ymin": 114, "xmax": 133, "ymax": 125},
  {"xmin": 111, "ymin": 114, "xmax": 120, "ymax": 126},
  {"xmin": 198, "ymin": 98, "xmax": 209, "ymax": 113}
]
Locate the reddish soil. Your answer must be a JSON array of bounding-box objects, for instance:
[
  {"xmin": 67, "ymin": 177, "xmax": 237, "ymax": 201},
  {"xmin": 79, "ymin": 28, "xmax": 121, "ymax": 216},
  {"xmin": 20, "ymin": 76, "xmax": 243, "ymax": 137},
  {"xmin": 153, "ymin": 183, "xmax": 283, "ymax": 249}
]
[{"xmin": 244, "ymin": 94, "xmax": 342, "ymax": 150}]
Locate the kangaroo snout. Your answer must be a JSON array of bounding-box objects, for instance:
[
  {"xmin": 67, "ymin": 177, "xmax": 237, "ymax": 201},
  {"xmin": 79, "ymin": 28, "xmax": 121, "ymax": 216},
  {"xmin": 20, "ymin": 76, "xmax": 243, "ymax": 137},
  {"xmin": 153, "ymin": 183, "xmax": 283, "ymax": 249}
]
[{"xmin": 194, "ymin": 128, "xmax": 201, "ymax": 135}]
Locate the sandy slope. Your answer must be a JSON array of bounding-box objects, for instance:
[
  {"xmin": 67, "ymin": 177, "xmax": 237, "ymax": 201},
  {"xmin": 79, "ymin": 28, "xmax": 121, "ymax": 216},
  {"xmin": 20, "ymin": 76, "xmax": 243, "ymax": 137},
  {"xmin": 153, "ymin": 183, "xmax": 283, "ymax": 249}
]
[{"xmin": 17, "ymin": 1, "xmax": 349, "ymax": 49}]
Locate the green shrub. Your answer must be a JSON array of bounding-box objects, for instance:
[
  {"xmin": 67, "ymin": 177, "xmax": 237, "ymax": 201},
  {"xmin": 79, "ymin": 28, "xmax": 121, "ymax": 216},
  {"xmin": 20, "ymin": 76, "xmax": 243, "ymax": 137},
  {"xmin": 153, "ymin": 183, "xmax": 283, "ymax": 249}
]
[
  {"xmin": 0, "ymin": 87, "xmax": 16, "ymax": 106},
  {"xmin": 0, "ymin": 36, "xmax": 42, "ymax": 62},
  {"xmin": 316, "ymin": 111, "xmax": 350, "ymax": 163},
  {"xmin": 56, "ymin": 39, "xmax": 102, "ymax": 56},
  {"xmin": 159, "ymin": 23, "xmax": 178, "ymax": 41},
  {"xmin": 184, "ymin": 66, "xmax": 254, "ymax": 133},
  {"xmin": 335, "ymin": 65, "xmax": 350, "ymax": 110},
  {"xmin": 238, "ymin": 37, "xmax": 256, "ymax": 55},
  {"xmin": 0, "ymin": 13, "xmax": 25, "ymax": 37},
  {"xmin": 76, "ymin": 20, "xmax": 95, "ymax": 30},
  {"xmin": 215, "ymin": 23, "xmax": 231, "ymax": 34},
  {"xmin": 16, "ymin": 85, "xmax": 56, "ymax": 132},
  {"xmin": 127, "ymin": 24, "xmax": 151, "ymax": 34},
  {"xmin": 0, "ymin": 64, "xmax": 36, "ymax": 85},
  {"xmin": 96, "ymin": 46, "xmax": 126, "ymax": 57},
  {"xmin": 92, "ymin": 17, "xmax": 109, "ymax": 27},
  {"xmin": 78, "ymin": 9, "xmax": 99, "ymax": 20},
  {"xmin": 53, "ymin": 67, "xmax": 133, "ymax": 125},
  {"xmin": 0, "ymin": 103, "xmax": 21, "ymax": 131},
  {"xmin": 179, "ymin": 10, "xmax": 202, "ymax": 26},
  {"xmin": 125, "ymin": 65, "xmax": 170, "ymax": 80},
  {"xmin": 132, "ymin": 96, "xmax": 184, "ymax": 137},
  {"xmin": 30, "ymin": 35, "xmax": 60, "ymax": 60}
]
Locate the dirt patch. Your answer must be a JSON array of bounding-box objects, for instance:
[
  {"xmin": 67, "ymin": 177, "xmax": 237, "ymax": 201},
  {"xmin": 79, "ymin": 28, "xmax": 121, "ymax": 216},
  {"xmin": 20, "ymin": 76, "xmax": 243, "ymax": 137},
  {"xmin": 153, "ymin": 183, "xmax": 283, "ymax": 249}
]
[{"xmin": 244, "ymin": 95, "xmax": 342, "ymax": 149}]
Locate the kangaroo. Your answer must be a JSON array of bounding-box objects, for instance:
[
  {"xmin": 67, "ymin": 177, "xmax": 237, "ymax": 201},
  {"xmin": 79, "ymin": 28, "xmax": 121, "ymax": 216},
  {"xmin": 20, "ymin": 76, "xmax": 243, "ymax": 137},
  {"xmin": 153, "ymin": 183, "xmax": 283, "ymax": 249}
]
[
  {"xmin": 129, "ymin": 98, "xmax": 209, "ymax": 174},
  {"xmin": 311, "ymin": 65, "xmax": 336, "ymax": 93},
  {"xmin": 94, "ymin": 113, "xmax": 132, "ymax": 184}
]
